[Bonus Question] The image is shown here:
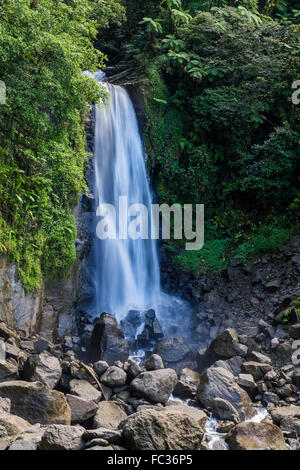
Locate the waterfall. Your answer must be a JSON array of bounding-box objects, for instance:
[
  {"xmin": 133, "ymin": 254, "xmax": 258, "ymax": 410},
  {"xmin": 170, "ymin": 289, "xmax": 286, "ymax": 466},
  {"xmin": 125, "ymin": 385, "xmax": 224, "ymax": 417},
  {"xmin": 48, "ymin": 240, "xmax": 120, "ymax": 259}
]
[
  {"xmin": 80, "ymin": 72, "xmax": 192, "ymax": 343},
  {"xmin": 90, "ymin": 77, "xmax": 160, "ymax": 321}
]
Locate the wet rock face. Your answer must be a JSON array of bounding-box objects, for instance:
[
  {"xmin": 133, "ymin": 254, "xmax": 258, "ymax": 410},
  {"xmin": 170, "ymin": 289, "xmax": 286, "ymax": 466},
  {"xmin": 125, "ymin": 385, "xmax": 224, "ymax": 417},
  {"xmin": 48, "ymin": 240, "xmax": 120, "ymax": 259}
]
[
  {"xmin": 90, "ymin": 313, "xmax": 129, "ymax": 365},
  {"xmin": 120, "ymin": 409, "xmax": 204, "ymax": 450},
  {"xmin": 120, "ymin": 309, "xmax": 144, "ymax": 343},
  {"xmin": 136, "ymin": 309, "xmax": 164, "ymax": 349}
]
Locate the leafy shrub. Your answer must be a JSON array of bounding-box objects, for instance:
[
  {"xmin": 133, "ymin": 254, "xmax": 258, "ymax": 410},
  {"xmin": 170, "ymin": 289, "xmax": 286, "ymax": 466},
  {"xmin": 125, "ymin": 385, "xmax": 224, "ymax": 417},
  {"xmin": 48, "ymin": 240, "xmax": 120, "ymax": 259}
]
[{"xmin": 0, "ymin": 0, "xmax": 124, "ymax": 290}]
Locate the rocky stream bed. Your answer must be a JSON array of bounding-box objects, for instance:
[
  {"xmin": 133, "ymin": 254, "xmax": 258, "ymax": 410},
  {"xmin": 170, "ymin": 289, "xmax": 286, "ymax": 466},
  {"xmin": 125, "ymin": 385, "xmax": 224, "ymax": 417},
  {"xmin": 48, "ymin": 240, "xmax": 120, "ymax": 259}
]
[{"xmin": 0, "ymin": 303, "xmax": 299, "ymax": 450}]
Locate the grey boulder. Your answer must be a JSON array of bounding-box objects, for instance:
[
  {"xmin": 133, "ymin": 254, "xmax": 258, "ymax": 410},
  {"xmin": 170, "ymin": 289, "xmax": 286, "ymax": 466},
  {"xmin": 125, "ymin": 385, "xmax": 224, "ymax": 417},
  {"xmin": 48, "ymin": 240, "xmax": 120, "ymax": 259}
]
[
  {"xmin": 39, "ymin": 424, "xmax": 85, "ymax": 450},
  {"xmin": 120, "ymin": 409, "xmax": 204, "ymax": 450},
  {"xmin": 196, "ymin": 366, "xmax": 255, "ymax": 420},
  {"xmin": 22, "ymin": 352, "xmax": 62, "ymax": 389},
  {"xmin": 130, "ymin": 368, "xmax": 178, "ymax": 405}
]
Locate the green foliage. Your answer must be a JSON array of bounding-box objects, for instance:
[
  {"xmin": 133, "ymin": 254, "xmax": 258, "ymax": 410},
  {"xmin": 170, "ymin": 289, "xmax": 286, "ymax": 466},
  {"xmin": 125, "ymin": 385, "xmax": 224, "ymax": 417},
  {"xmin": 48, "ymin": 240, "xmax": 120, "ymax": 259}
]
[
  {"xmin": 128, "ymin": 5, "xmax": 300, "ymax": 275},
  {"xmin": 173, "ymin": 224, "xmax": 292, "ymax": 276},
  {"xmin": 279, "ymin": 297, "xmax": 300, "ymax": 324},
  {"xmin": 263, "ymin": 0, "xmax": 300, "ymax": 22},
  {"xmin": 0, "ymin": 0, "xmax": 123, "ymax": 290},
  {"xmin": 233, "ymin": 226, "xmax": 291, "ymax": 261},
  {"xmin": 174, "ymin": 238, "xmax": 230, "ymax": 274}
]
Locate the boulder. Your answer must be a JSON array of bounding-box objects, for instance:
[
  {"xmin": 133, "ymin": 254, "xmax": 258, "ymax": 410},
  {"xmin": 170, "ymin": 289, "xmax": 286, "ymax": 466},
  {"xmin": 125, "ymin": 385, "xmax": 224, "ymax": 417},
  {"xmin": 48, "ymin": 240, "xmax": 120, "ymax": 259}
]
[
  {"xmin": 262, "ymin": 392, "xmax": 280, "ymax": 406},
  {"xmin": 130, "ymin": 369, "xmax": 178, "ymax": 405},
  {"xmin": 8, "ymin": 426, "xmax": 43, "ymax": 450},
  {"xmin": 270, "ymin": 405, "xmax": 300, "ymax": 425},
  {"xmin": 212, "ymin": 356, "xmax": 244, "ymax": 377},
  {"xmin": 197, "ymin": 335, "xmax": 246, "ymax": 374},
  {"xmin": 0, "ymin": 439, "xmax": 9, "ymax": 450},
  {"xmin": 226, "ymin": 421, "xmax": 287, "ymax": 450},
  {"xmin": 236, "ymin": 374, "xmax": 257, "ymax": 397},
  {"xmin": 127, "ymin": 359, "xmax": 142, "ymax": 379},
  {"xmin": 173, "ymin": 368, "xmax": 200, "ymax": 399},
  {"xmin": 93, "ymin": 361, "xmax": 109, "ymax": 377},
  {"xmin": 292, "ymin": 369, "xmax": 300, "ymax": 387},
  {"xmin": 0, "ymin": 360, "xmax": 18, "ymax": 382},
  {"xmin": 164, "ymin": 402, "xmax": 207, "ymax": 427},
  {"xmin": 83, "ymin": 428, "xmax": 122, "ymax": 445},
  {"xmin": 196, "ymin": 366, "xmax": 255, "ymax": 420},
  {"xmin": 0, "ymin": 323, "xmax": 20, "ymax": 344},
  {"xmin": 84, "ymin": 438, "xmax": 110, "ymax": 448},
  {"xmin": 136, "ymin": 309, "xmax": 164, "ymax": 349},
  {"xmin": 0, "ymin": 412, "xmax": 32, "ymax": 439},
  {"xmin": 120, "ymin": 309, "xmax": 144, "ymax": 342},
  {"xmin": 69, "ymin": 379, "xmax": 102, "ymax": 403},
  {"xmin": 90, "ymin": 313, "xmax": 129, "ymax": 365},
  {"xmin": 241, "ymin": 362, "xmax": 272, "ymax": 381},
  {"xmin": 212, "ymin": 398, "xmax": 240, "ymax": 424},
  {"xmin": 0, "ymin": 397, "xmax": 11, "ymax": 413},
  {"xmin": 93, "ymin": 402, "xmax": 127, "ymax": 429},
  {"xmin": 264, "ymin": 280, "xmax": 280, "ymax": 293},
  {"xmin": 273, "ymin": 342, "xmax": 292, "ymax": 361},
  {"xmin": 86, "ymin": 444, "xmax": 116, "ymax": 450},
  {"xmin": 5, "ymin": 342, "xmax": 23, "ymax": 361},
  {"xmin": 280, "ymin": 417, "xmax": 300, "ymax": 436},
  {"xmin": 208, "ymin": 329, "xmax": 246, "ymax": 358},
  {"xmin": 277, "ymin": 384, "xmax": 293, "ymax": 398},
  {"xmin": 39, "ymin": 424, "xmax": 85, "ymax": 450},
  {"xmin": 154, "ymin": 338, "xmax": 190, "ymax": 365},
  {"xmin": 120, "ymin": 409, "xmax": 204, "ymax": 450},
  {"xmin": 143, "ymin": 354, "xmax": 164, "ymax": 371},
  {"xmin": 289, "ymin": 323, "xmax": 300, "ymax": 340},
  {"xmin": 66, "ymin": 394, "xmax": 98, "ymax": 423},
  {"xmin": 22, "ymin": 352, "xmax": 61, "ymax": 389},
  {"xmin": 100, "ymin": 366, "xmax": 127, "ymax": 388},
  {"xmin": 70, "ymin": 360, "xmax": 98, "ymax": 383},
  {"xmin": 247, "ymin": 351, "xmax": 271, "ymax": 364},
  {"xmin": 0, "ymin": 380, "xmax": 71, "ymax": 425}
]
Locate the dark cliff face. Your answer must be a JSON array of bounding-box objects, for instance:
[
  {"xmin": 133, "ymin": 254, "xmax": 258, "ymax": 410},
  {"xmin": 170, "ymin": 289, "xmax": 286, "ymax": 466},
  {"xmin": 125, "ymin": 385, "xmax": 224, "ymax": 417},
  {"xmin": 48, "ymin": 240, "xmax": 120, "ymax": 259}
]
[{"xmin": 127, "ymin": 85, "xmax": 147, "ymax": 135}]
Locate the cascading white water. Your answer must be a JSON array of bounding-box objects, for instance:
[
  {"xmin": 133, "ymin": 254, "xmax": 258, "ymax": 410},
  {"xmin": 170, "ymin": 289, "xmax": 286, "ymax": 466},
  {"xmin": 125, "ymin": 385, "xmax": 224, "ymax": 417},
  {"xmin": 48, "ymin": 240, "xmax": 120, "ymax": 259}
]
[{"xmin": 92, "ymin": 78, "xmax": 161, "ymax": 321}]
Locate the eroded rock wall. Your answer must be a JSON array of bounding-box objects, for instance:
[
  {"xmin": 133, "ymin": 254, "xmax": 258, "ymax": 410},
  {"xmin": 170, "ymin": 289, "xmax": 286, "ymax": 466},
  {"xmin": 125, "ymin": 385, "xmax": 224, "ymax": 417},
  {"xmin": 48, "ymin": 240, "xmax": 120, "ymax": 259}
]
[{"xmin": 0, "ymin": 256, "xmax": 43, "ymax": 336}]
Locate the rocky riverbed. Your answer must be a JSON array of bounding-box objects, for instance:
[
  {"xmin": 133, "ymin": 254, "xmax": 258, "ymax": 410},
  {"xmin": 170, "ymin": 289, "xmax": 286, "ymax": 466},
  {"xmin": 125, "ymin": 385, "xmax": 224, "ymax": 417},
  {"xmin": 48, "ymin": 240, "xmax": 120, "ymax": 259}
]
[{"xmin": 0, "ymin": 305, "xmax": 299, "ymax": 450}]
